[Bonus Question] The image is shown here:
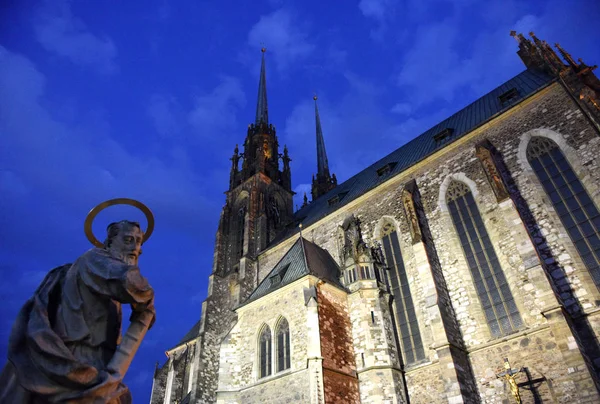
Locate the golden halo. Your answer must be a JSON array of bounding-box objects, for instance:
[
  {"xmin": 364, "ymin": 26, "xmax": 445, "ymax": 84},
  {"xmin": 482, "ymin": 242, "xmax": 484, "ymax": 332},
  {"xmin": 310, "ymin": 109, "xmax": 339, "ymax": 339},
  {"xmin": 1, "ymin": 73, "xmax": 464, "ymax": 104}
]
[{"xmin": 84, "ymin": 198, "xmax": 154, "ymax": 248}]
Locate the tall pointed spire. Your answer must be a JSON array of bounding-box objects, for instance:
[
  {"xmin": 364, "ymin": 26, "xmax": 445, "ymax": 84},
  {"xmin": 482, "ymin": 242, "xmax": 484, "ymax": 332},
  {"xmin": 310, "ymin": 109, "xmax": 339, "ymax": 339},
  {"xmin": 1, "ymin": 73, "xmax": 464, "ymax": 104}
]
[
  {"xmin": 311, "ymin": 95, "xmax": 337, "ymax": 200},
  {"xmin": 255, "ymin": 48, "xmax": 269, "ymax": 125},
  {"xmin": 314, "ymin": 95, "xmax": 330, "ymax": 178}
]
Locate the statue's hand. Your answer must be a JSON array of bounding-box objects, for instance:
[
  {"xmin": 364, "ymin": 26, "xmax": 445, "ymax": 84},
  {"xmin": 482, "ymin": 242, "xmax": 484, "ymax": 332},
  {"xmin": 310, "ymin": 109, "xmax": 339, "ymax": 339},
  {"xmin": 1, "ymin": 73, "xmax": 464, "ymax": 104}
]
[{"xmin": 130, "ymin": 298, "xmax": 156, "ymax": 330}]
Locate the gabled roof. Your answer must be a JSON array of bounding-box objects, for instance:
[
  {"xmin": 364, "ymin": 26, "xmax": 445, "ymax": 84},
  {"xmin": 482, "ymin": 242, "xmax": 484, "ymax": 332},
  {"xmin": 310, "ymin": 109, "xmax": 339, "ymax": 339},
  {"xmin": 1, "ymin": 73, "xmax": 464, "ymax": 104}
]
[
  {"xmin": 242, "ymin": 236, "xmax": 342, "ymax": 306},
  {"xmin": 275, "ymin": 68, "xmax": 554, "ymax": 243},
  {"xmin": 167, "ymin": 320, "xmax": 201, "ymax": 352}
]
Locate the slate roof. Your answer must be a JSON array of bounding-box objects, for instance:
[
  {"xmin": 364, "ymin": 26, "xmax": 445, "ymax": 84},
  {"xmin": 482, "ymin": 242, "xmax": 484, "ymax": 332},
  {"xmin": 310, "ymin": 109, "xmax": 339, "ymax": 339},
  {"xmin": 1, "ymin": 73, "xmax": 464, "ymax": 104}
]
[
  {"xmin": 276, "ymin": 68, "xmax": 554, "ymax": 243},
  {"xmin": 167, "ymin": 320, "xmax": 201, "ymax": 351},
  {"xmin": 242, "ymin": 236, "xmax": 342, "ymax": 306}
]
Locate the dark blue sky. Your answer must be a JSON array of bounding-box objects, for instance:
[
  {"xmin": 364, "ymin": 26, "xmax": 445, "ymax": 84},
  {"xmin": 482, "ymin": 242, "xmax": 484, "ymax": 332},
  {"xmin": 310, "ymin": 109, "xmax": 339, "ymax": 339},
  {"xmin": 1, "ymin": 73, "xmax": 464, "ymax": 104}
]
[{"xmin": 1, "ymin": 0, "xmax": 599, "ymax": 401}]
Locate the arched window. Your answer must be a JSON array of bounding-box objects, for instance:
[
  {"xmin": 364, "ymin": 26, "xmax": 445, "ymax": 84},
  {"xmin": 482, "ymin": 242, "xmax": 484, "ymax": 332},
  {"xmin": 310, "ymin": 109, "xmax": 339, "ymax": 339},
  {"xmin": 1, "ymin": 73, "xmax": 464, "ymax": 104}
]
[
  {"xmin": 380, "ymin": 221, "xmax": 425, "ymax": 365},
  {"xmin": 236, "ymin": 205, "xmax": 247, "ymax": 260},
  {"xmin": 527, "ymin": 136, "xmax": 600, "ymax": 287},
  {"xmin": 275, "ymin": 318, "xmax": 291, "ymax": 372},
  {"xmin": 446, "ymin": 180, "xmax": 522, "ymax": 337},
  {"xmin": 258, "ymin": 325, "xmax": 272, "ymax": 378}
]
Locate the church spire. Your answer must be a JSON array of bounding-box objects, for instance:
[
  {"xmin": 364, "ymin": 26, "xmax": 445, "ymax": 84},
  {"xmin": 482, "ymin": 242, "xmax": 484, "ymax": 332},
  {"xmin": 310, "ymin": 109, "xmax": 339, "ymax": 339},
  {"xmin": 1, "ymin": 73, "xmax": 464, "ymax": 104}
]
[
  {"xmin": 255, "ymin": 48, "xmax": 269, "ymax": 125},
  {"xmin": 311, "ymin": 95, "xmax": 337, "ymax": 200},
  {"xmin": 314, "ymin": 95, "xmax": 330, "ymax": 179}
]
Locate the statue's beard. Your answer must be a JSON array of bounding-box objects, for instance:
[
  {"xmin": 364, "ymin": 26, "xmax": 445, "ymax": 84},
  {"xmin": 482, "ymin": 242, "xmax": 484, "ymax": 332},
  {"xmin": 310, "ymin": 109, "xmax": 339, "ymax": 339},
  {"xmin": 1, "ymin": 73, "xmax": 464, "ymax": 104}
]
[{"xmin": 111, "ymin": 251, "xmax": 138, "ymax": 265}]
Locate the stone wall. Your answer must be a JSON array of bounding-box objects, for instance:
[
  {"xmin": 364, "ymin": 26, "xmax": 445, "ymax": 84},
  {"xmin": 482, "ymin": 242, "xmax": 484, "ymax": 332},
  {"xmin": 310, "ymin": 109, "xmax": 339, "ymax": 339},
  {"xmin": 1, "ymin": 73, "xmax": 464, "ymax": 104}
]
[
  {"xmin": 216, "ymin": 277, "xmax": 314, "ymax": 402},
  {"xmin": 253, "ymin": 82, "xmax": 600, "ymax": 402},
  {"xmin": 154, "ymin": 76, "xmax": 600, "ymax": 403}
]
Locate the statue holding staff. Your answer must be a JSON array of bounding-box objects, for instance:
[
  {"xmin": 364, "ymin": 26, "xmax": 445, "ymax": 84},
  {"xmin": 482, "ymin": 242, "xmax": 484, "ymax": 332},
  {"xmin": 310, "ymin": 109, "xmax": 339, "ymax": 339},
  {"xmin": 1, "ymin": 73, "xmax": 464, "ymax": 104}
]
[{"xmin": 0, "ymin": 198, "xmax": 156, "ymax": 403}]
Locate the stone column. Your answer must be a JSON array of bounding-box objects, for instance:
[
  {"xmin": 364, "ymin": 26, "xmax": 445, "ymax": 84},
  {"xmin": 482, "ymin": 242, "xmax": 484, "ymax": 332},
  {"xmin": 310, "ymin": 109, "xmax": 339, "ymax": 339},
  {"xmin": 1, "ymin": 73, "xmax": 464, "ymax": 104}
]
[
  {"xmin": 306, "ymin": 290, "xmax": 325, "ymax": 404},
  {"xmin": 163, "ymin": 357, "xmax": 175, "ymax": 404},
  {"xmin": 348, "ymin": 280, "xmax": 407, "ymax": 403}
]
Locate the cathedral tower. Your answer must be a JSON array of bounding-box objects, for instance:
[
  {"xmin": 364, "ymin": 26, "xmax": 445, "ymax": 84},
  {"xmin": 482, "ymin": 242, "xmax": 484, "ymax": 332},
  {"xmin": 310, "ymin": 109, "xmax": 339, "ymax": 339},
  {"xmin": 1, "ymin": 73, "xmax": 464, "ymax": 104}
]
[
  {"xmin": 186, "ymin": 49, "xmax": 294, "ymax": 403},
  {"xmin": 220, "ymin": 48, "xmax": 294, "ymax": 274},
  {"xmin": 311, "ymin": 95, "xmax": 337, "ymax": 200}
]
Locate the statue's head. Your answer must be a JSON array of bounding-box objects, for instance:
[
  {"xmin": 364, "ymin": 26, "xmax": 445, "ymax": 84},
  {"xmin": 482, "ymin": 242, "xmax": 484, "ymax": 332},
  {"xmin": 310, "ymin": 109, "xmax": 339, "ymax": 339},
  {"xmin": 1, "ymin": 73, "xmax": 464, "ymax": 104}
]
[{"xmin": 104, "ymin": 220, "xmax": 144, "ymax": 265}]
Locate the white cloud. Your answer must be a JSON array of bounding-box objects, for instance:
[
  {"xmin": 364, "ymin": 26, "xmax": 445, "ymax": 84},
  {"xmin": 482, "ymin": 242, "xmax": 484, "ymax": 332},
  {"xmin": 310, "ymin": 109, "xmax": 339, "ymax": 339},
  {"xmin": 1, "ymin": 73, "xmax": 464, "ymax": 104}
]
[
  {"xmin": 359, "ymin": 0, "xmax": 394, "ymax": 21},
  {"xmin": 188, "ymin": 76, "xmax": 246, "ymax": 131},
  {"xmin": 390, "ymin": 102, "xmax": 412, "ymax": 115},
  {"xmin": 33, "ymin": 0, "xmax": 117, "ymax": 74},
  {"xmin": 247, "ymin": 9, "xmax": 315, "ymax": 71},
  {"xmin": 147, "ymin": 94, "xmax": 182, "ymax": 138},
  {"xmin": 0, "ymin": 46, "xmax": 216, "ymax": 237}
]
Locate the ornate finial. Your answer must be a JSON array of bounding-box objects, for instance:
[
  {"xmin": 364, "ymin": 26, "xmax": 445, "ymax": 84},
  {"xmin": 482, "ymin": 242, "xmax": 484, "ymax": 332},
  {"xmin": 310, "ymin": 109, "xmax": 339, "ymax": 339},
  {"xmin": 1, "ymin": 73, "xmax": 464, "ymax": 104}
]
[
  {"xmin": 509, "ymin": 30, "xmax": 517, "ymax": 37},
  {"xmin": 529, "ymin": 31, "xmax": 535, "ymax": 37}
]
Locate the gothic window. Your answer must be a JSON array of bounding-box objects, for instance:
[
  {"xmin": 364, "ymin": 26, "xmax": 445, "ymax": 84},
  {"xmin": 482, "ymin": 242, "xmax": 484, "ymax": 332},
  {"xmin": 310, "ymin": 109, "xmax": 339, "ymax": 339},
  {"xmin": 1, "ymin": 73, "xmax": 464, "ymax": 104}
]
[
  {"xmin": 236, "ymin": 205, "xmax": 247, "ymax": 259},
  {"xmin": 345, "ymin": 266, "xmax": 357, "ymax": 284},
  {"xmin": 527, "ymin": 137, "xmax": 600, "ymax": 287},
  {"xmin": 446, "ymin": 180, "xmax": 523, "ymax": 337},
  {"xmin": 258, "ymin": 325, "xmax": 272, "ymax": 378},
  {"xmin": 276, "ymin": 318, "xmax": 291, "ymax": 372},
  {"xmin": 270, "ymin": 197, "xmax": 281, "ymax": 227},
  {"xmin": 380, "ymin": 221, "xmax": 425, "ymax": 365}
]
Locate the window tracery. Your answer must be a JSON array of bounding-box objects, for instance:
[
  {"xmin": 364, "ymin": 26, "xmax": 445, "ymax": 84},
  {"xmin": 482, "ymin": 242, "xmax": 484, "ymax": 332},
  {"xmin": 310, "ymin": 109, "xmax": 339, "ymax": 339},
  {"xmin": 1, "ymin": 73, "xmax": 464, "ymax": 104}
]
[
  {"xmin": 527, "ymin": 136, "xmax": 600, "ymax": 287},
  {"xmin": 275, "ymin": 318, "xmax": 290, "ymax": 372},
  {"xmin": 258, "ymin": 325, "xmax": 272, "ymax": 378},
  {"xmin": 446, "ymin": 180, "xmax": 522, "ymax": 337},
  {"xmin": 379, "ymin": 220, "xmax": 424, "ymax": 365}
]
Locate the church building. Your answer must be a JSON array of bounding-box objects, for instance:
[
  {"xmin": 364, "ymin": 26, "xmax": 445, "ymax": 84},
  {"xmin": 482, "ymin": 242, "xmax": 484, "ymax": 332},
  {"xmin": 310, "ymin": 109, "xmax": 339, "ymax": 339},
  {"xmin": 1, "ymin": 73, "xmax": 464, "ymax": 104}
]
[{"xmin": 150, "ymin": 32, "xmax": 600, "ymax": 403}]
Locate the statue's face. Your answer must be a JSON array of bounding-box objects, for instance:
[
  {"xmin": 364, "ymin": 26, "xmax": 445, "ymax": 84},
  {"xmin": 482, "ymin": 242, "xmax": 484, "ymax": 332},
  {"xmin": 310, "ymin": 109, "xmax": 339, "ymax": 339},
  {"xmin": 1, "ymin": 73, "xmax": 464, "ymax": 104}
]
[{"xmin": 108, "ymin": 224, "xmax": 144, "ymax": 265}]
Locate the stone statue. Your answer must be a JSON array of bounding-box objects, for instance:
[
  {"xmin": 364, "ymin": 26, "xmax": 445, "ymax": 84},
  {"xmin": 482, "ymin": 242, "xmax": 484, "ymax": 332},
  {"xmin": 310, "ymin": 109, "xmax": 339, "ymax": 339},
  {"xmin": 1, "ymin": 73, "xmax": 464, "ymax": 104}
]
[
  {"xmin": 0, "ymin": 199, "xmax": 156, "ymax": 404},
  {"xmin": 475, "ymin": 142, "xmax": 510, "ymax": 202},
  {"xmin": 402, "ymin": 186, "xmax": 422, "ymax": 244}
]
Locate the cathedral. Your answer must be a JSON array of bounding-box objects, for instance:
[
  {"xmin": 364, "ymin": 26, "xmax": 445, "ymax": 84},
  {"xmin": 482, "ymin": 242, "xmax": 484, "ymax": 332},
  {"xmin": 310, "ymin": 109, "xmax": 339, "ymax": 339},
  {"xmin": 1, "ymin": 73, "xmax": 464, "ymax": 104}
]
[{"xmin": 149, "ymin": 32, "xmax": 600, "ymax": 403}]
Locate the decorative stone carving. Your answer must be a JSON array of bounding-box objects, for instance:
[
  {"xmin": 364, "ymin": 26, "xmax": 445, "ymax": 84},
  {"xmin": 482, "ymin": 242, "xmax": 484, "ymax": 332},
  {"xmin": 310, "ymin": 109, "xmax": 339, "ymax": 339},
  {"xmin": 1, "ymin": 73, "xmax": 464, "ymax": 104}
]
[
  {"xmin": 339, "ymin": 215, "xmax": 384, "ymax": 266},
  {"xmin": 402, "ymin": 181, "xmax": 422, "ymax": 244},
  {"xmin": 0, "ymin": 200, "xmax": 156, "ymax": 404},
  {"xmin": 475, "ymin": 141, "xmax": 510, "ymax": 202}
]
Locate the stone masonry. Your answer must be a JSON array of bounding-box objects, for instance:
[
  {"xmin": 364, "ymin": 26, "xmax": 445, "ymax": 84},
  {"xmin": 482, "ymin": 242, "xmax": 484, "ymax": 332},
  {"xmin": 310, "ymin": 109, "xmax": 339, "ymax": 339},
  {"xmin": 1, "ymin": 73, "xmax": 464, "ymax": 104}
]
[{"xmin": 151, "ymin": 33, "xmax": 600, "ymax": 403}]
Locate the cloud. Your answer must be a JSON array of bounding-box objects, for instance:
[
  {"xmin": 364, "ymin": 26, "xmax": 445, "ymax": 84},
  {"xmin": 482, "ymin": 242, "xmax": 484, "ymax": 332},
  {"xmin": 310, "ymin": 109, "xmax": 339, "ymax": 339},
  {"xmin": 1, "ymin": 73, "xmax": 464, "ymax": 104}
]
[
  {"xmin": 188, "ymin": 76, "xmax": 246, "ymax": 131},
  {"xmin": 390, "ymin": 102, "xmax": 412, "ymax": 115},
  {"xmin": 281, "ymin": 72, "xmax": 420, "ymax": 193},
  {"xmin": 33, "ymin": 0, "xmax": 117, "ymax": 74},
  {"xmin": 247, "ymin": 9, "xmax": 315, "ymax": 71},
  {"xmin": 147, "ymin": 94, "xmax": 182, "ymax": 138},
  {"xmin": 358, "ymin": 0, "xmax": 397, "ymax": 40},
  {"xmin": 359, "ymin": 0, "xmax": 394, "ymax": 21},
  {"xmin": 0, "ymin": 46, "xmax": 218, "ymax": 244}
]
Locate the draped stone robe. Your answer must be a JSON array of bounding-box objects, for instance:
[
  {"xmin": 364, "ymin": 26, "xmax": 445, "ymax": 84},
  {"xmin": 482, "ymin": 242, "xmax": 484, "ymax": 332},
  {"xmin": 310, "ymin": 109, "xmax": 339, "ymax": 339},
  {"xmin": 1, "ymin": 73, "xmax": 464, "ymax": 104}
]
[{"xmin": 0, "ymin": 248, "xmax": 155, "ymax": 404}]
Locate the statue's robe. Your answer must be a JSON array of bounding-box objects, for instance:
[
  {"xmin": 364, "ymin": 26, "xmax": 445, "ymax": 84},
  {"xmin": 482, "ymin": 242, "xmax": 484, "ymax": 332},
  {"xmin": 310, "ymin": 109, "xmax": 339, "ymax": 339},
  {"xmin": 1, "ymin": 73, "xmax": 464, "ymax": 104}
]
[{"xmin": 0, "ymin": 248, "xmax": 155, "ymax": 404}]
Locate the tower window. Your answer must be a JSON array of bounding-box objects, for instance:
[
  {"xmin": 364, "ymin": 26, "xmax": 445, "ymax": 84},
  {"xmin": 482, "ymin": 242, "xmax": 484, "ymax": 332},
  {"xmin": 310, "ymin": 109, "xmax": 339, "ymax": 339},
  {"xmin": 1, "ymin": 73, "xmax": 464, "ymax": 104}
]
[
  {"xmin": 527, "ymin": 136, "xmax": 600, "ymax": 287},
  {"xmin": 276, "ymin": 318, "xmax": 291, "ymax": 372},
  {"xmin": 258, "ymin": 325, "xmax": 272, "ymax": 378},
  {"xmin": 380, "ymin": 222, "xmax": 425, "ymax": 365},
  {"xmin": 446, "ymin": 180, "xmax": 523, "ymax": 337},
  {"xmin": 236, "ymin": 205, "xmax": 247, "ymax": 259}
]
